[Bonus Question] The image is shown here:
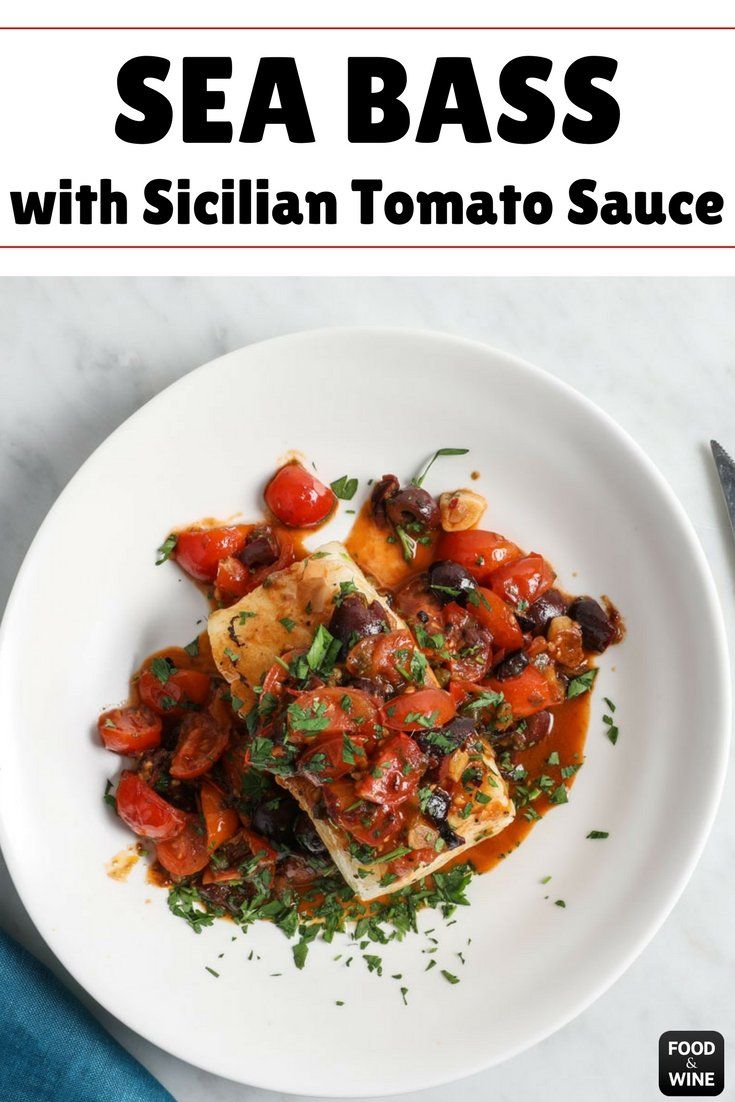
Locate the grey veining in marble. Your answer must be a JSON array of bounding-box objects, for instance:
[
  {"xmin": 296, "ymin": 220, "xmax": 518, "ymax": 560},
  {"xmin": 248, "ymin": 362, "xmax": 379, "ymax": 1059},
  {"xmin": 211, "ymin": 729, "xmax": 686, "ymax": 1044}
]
[{"xmin": 0, "ymin": 278, "xmax": 733, "ymax": 1102}]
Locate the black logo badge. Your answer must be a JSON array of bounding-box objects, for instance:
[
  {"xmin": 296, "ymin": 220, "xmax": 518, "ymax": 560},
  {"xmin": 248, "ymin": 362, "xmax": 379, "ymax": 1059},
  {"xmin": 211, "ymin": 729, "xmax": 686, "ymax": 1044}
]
[{"xmin": 659, "ymin": 1032, "xmax": 724, "ymax": 1096}]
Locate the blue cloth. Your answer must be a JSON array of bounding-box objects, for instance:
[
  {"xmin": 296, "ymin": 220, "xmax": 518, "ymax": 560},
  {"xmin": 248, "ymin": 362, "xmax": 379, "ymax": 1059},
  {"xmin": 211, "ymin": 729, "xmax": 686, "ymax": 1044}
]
[{"xmin": 0, "ymin": 929, "xmax": 175, "ymax": 1102}]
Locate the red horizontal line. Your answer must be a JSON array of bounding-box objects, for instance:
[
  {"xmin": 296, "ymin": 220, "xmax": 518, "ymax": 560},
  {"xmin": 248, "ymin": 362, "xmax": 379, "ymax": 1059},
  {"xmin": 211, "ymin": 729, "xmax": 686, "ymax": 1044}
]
[
  {"xmin": 0, "ymin": 26, "xmax": 732, "ymax": 32},
  {"xmin": 1, "ymin": 244, "xmax": 733, "ymax": 250}
]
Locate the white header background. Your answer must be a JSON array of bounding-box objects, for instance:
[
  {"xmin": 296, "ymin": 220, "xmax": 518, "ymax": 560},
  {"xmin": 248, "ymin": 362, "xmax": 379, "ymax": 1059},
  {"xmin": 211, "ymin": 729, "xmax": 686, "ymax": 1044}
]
[{"xmin": 3, "ymin": 0, "xmax": 735, "ymax": 274}]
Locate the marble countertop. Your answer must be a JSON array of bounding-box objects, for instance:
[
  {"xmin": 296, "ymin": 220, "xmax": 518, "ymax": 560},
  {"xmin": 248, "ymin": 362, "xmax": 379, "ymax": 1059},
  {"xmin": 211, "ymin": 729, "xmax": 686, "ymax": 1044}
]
[{"xmin": 0, "ymin": 277, "xmax": 732, "ymax": 1102}]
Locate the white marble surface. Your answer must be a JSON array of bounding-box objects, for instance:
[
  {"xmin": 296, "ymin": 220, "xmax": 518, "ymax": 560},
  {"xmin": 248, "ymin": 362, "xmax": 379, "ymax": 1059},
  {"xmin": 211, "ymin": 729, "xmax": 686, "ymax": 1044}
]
[{"xmin": 0, "ymin": 278, "xmax": 733, "ymax": 1102}]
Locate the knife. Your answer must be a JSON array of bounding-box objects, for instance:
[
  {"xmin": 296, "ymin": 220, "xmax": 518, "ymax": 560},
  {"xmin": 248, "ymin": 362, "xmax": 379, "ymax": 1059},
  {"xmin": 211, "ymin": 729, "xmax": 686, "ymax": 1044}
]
[{"xmin": 711, "ymin": 440, "xmax": 735, "ymax": 543}]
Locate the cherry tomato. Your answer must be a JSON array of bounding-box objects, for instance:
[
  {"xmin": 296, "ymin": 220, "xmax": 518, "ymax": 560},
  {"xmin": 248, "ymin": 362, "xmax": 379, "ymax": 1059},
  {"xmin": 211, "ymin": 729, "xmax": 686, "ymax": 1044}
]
[
  {"xmin": 322, "ymin": 780, "xmax": 406, "ymax": 848},
  {"xmin": 200, "ymin": 780, "xmax": 240, "ymax": 851},
  {"xmin": 381, "ymin": 688, "xmax": 456, "ymax": 732},
  {"xmin": 264, "ymin": 463, "xmax": 336, "ymax": 528},
  {"xmin": 486, "ymin": 665, "xmax": 564, "ymax": 719},
  {"xmin": 489, "ymin": 554, "xmax": 556, "ymax": 607},
  {"xmin": 98, "ymin": 704, "xmax": 161, "ymax": 755},
  {"xmin": 261, "ymin": 649, "xmax": 301, "ymax": 698},
  {"xmin": 390, "ymin": 846, "xmax": 437, "ymax": 879},
  {"xmin": 345, "ymin": 629, "xmax": 420, "ymax": 689},
  {"xmin": 435, "ymin": 530, "xmax": 522, "ymax": 584},
  {"xmin": 138, "ymin": 665, "xmax": 212, "ymax": 717},
  {"xmin": 174, "ymin": 525, "xmax": 250, "ymax": 583},
  {"xmin": 287, "ymin": 687, "xmax": 379, "ymax": 746},
  {"xmin": 355, "ymin": 734, "xmax": 427, "ymax": 807},
  {"xmin": 115, "ymin": 770, "xmax": 187, "ymax": 841},
  {"xmin": 298, "ymin": 733, "xmax": 368, "ymax": 784},
  {"xmin": 170, "ymin": 713, "xmax": 229, "ymax": 780},
  {"xmin": 215, "ymin": 532, "xmax": 295, "ymax": 602},
  {"xmin": 470, "ymin": 588, "xmax": 524, "ymax": 653},
  {"xmin": 201, "ymin": 866, "xmax": 243, "ymax": 885},
  {"xmin": 239, "ymin": 828, "xmax": 278, "ymax": 870},
  {"xmin": 442, "ymin": 602, "xmax": 493, "ymax": 682},
  {"xmin": 156, "ymin": 814, "xmax": 210, "ymax": 877}
]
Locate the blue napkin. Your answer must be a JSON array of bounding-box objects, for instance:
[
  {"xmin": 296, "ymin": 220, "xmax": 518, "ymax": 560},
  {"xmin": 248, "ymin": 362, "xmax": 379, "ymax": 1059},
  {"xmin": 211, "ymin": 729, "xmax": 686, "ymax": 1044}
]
[{"xmin": 0, "ymin": 929, "xmax": 175, "ymax": 1102}]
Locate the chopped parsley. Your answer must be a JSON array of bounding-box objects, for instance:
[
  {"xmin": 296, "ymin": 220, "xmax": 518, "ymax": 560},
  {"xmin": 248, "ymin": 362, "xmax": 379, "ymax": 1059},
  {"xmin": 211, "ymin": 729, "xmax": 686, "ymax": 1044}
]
[
  {"xmin": 279, "ymin": 616, "xmax": 296, "ymax": 633},
  {"xmin": 395, "ymin": 525, "xmax": 417, "ymax": 562},
  {"xmin": 103, "ymin": 779, "xmax": 116, "ymax": 809},
  {"xmin": 555, "ymin": 899, "xmax": 566, "ymax": 908},
  {"xmin": 587, "ymin": 830, "xmax": 609, "ymax": 839},
  {"xmin": 441, "ymin": 970, "xmax": 460, "ymax": 985},
  {"xmin": 566, "ymin": 668, "xmax": 598, "ymax": 698},
  {"xmin": 414, "ymin": 447, "xmax": 469, "ymax": 488},
  {"xmin": 239, "ymin": 610, "xmax": 256, "ymax": 625},
  {"xmin": 168, "ymin": 885, "xmax": 218, "ymax": 933},
  {"xmin": 184, "ymin": 636, "xmax": 200, "ymax": 658},
  {"xmin": 330, "ymin": 475, "xmax": 359, "ymax": 500},
  {"xmin": 155, "ymin": 533, "xmax": 177, "ymax": 565},
  {"xmin": 149, "ymin": 656, "xmax": 174, "ymax": 684}
]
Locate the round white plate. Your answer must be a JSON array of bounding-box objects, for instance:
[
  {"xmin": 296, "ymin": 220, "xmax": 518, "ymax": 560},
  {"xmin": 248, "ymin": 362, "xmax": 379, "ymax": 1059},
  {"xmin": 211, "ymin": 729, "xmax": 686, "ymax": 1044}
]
[{"xmin": 0, "ymin": 329, "xmax": 729, "ymax": 1096}]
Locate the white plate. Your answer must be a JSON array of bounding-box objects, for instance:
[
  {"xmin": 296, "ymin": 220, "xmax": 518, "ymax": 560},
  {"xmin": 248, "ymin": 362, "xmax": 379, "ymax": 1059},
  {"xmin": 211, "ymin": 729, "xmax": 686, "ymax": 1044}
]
[{"xmin": 0, "ymin": 329, "xmax": 729, "ymax": 1096}]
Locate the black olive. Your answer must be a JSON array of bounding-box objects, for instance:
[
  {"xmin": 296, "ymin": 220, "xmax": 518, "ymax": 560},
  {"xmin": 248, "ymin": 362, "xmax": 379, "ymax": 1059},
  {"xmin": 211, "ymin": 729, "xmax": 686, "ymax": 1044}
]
[
  {"xmin": 438, "ymin": 821, "xmax": 464, "ymax": 849},
  {"xmin": 348, "ymin": 675, "xmax": 392, "ymax": 702},
  {"xmin": 237, "ymin": 526, "xmax": 280, "ymax": 569},
  {"xmin": 328, "ymin": 592, "xmax": 388, "ymax": 657},
  {"xmin": 293, "ymin": 811, "xmax": 327, "ymax": 855},
  {"xmin": 385, "ymin": 485, "xmax": 441, "ymax": 533},
  {"xmin": 500, "ymin": 710, "xmax": 554, "ymax": 751},
  {"xmin": 568, "ymin": 596, "xmax": 615, "ymax": 653},
  {"xmin": 416, "ymin": 715, "xmax": 476, "ymax": 758},
  {"xmin": 492, "ymin": 650, "xmax": 529, "ymax": 680},
  {"xmin": 423, "ymin": 786, "xmax": 451, "ymax": 824},
  {"xmin": 252, "ymin": 795, "xmax": 298, "ymax": 845},
  {"xmin": 524, "ymin": 588, "xmax": 569, "ymax": 636},
  {"xmin": 428, "ymin": 560, "xmax": 478, "ymax": 605},
  {"xmin": 370, "ymin": 474, "xmax": 400, "ymax": 525}
]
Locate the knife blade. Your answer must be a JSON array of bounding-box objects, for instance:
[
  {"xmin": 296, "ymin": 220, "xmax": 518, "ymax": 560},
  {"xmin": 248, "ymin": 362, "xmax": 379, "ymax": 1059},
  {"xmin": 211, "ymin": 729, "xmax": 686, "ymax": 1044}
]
[{"xmin": 711, "ymin": 439, "xmax": 735, "ymax": 543}]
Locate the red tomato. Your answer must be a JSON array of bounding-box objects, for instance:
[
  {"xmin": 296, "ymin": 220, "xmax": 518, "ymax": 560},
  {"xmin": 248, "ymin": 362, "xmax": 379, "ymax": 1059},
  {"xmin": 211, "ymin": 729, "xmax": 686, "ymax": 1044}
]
[
  {"xmin": 156, "ymin": 814, "xmax": 210, "ymax": 877},
  {"xmin": 215, "ymin": 532, "xmax": 295, "ymax": 601},
  {"xmin": 115, "ymin": 770, "xmax": 187, "ymax": 841},
  {"xmin": 170, "ymin": 713, "xmax": 229, "ymax": 780},
  {"xmin": 489, "ymin": 554, "xmax": 556, "ymax": 607},
  {"xmin": 201, "ymin": 866, "xmax": 242, "ymax": 885},
  {"xmin": 381, "ymin": 688, "xmax": 456, "ymax": 732},
  {"xmin": 287, "ymin": 687, "xmax": 379, "ymax": 746},
  {"xmin": 435, "ymin": 530, "xmax": 522, "ymax": 584},
  {"xmin": 98, "ymin": 704, "xmax": 161, "ymax": 755},
  {"xmin": 345, "ymin": 629, "xmax": 420, "ymax": 689},
  {"xmin": 299, "ymin": 732, "xmax": 369, "ymax": 784},
  {"xmin": 355, "ymin": 734, "xmax": 427, "ymax": 807},
  {"xmin": 471, "ymin": 588, "xmax": 524, "ymax": 652},
  {"xmin": 264, "ymin": 463, "xmax": 336, "ymax": 528},
  {"xmin": 322, "ymin": 781, "xmax": 406, "ymax": 848},
  {"xmin": 486, "ymin": 665, "xmax": 564, "ymax": 719},
  {"xmin": 174, "ymin": 525, "xmax": 250, "ymax": 583},
  {"xmin": 200, "ymin": 780, "xmax": 240, "ymax": 851},
  {"xmin": 239, "ymin": 828, "xmax": 278, "ymax": 869},
  {"xmin": 138, "ymin": 666, "xmax": 212, "ymax": 717},
  {"xmin": 261, "ymin": 649, "xmax": 300, "ymax": 698}
]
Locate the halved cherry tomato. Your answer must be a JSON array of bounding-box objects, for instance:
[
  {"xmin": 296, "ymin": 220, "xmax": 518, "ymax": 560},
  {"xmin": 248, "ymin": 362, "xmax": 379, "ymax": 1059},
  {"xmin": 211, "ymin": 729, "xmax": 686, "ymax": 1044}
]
[
  {"xmin": 391, "ymin": 846, "xmax": 437, "ymax": 879},
  {"xmin": 264, "ymin": 463, "xmax": 336, "ymax": 528},
  {"xmin": 215, "ymin": 532, "xmax": 295, "ymax": 602},
  {"xmin": 355, "ymin": 734, "xmax": 427, "ymax": 807},
  {"xmin": 298, "ymin": 733, "xmax": 368, "ymax": 784},
  {"xmin": 381, "ymin": 688, "xmax": 456, "ymax": 732},
  {"xmin": 260, "ymin": 648, "xmax": 301, "ymax": 699},
  {"xmin": 470, "ymin": 588, "xmax": 524, "ymax": 652},
  {"xmin": 435, "ymin": 530, "xmax": 522, "ymax": 584},
  {"xmin": 345, "ymin": 629, "xmax": 420, "ymax": 689},
  {"xmin": 287, "ymin": 687, "xmax": 379, "ymax": 746},
  {"xmin": 115, "ymin": 770, "xmax": 187, "ymax": 841},
  {"xmin": 322, "ymin": 780, "xmax": 406, "ymax": 848},
  {"xmin": 200, "ymin": 780, "xmax": 240, "ymax": 851},
  {"xmin": 170, "ymin": 713, "xmax": 229, "ymax": 779},
  {"xmin": 138, "ymin": 666, "xmax": 212, "ymax": 717},
  {"xmin": 156, "ymin": 814, "xmax": 210, "ymax": 877},
  {"xmin": 489, "ymin": 554, "xmax": 556, "ymax": 607},
  {"xmin": 174, "ymin": 525, "xmax": 250, "ymax": 583},
  {"xmin": 486, "ymin": 665, "xmax": 564, "ymax": 719},
  {"xmin": 443, "ymin": 602, "xmax": 493, "ymax": 682},
  {"xmin": 239, "ymin": 828, "xmax": 278, "ymax": 870},
  {"xmin": 98, "ymin": 704, "xmax": 161, "ymax": 755}
]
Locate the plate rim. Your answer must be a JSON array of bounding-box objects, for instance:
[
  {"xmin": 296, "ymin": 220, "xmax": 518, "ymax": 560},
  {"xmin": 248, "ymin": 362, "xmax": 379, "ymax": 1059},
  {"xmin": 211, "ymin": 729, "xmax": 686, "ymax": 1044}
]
[{"xmin": 0, "ymin": 325, "xmax": 730, "ymax": 1096}]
